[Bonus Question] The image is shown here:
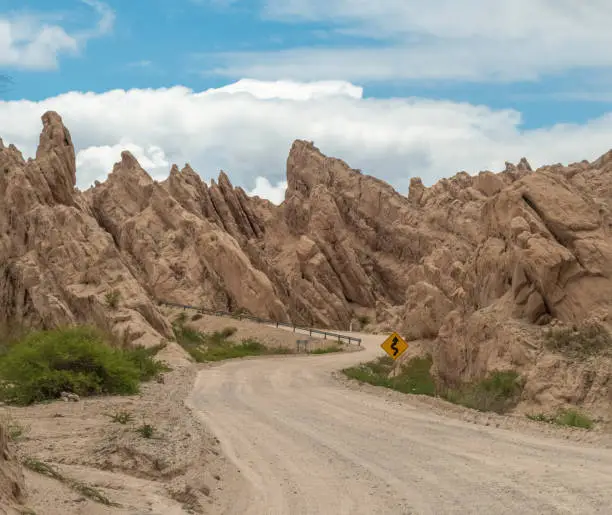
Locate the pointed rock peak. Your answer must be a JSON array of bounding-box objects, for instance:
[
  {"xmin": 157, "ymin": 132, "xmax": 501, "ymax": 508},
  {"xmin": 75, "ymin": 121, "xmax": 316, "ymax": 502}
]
[
  {"xmin": 109, "ymin": 150, "xmax": 154, "ymax": 186},
  {"xmin": 0, "ymin": 137, "xmax": 4, "ymax": 150},
  {"xmin": 288, "ymin": 139, "xmax": 327, "ymax": 161},
  {"xmin": 120, "ymin": 151, "xmax": 140, "ymax": 168},
  {"xmin": 170, "ymin": 164, "xmax": 180, "ymax": 175},
  {"xmin": 36, "ymin": 110, "xmax": 76, "ymax": 186},
  {"xmin": 179, "ymin": 163, "xmax": 203, "ymax": 183},
  {"xmin": 218, "ymin": 170, "xmax": 233, "ymax": 189},
  {"xmin": 593, "ymin": 149, "xmax": 612, "ymax": 168},
  {"xmin": 408, "ymin": 177, "xmax": 425, "ymax": 206},
  {"xmin": 517, "ymin": 157, "xmax": 533, "ymax": 172},
  {"xmin": 504, "ymin": 161, "xmax": 516, "ymax": 173}
]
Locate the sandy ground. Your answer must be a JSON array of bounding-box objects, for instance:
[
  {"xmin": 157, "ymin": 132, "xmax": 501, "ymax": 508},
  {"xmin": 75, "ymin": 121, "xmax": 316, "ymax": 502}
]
[
  {"xmin": 188, "ymin": 329, "xmax": 612, "ymax": 515},
  {"xmin": 1, "ymin": 343, "xmax": 242, "ymax": 515}
]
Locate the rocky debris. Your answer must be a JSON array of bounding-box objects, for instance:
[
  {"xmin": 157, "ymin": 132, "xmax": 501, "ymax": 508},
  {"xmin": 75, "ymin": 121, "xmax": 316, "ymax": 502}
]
[
  {"xmin": 60, "ymin": 392, "xmax": 80, "ymax": 402},
  {"xmin": 1, "ymin": 112, "xmax": 612, "ymax": 416}
]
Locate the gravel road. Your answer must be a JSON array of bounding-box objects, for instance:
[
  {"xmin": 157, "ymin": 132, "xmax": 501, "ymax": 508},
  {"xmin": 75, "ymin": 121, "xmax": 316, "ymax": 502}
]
[{"xmin": 187, "ymin": 330, "xmax": 612, "ymax": 515}]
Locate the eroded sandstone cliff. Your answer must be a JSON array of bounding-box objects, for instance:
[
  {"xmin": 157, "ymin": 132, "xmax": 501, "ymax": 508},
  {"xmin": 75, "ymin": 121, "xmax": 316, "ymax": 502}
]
[{"xmin": 1, "ymin": 111, "xmax": 611, "ymax": 416}]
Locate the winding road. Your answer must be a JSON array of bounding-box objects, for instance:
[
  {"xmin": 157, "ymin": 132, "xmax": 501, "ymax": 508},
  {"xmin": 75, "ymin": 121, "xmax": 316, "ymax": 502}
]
[{"xmin": 187, "ymin": 330, "xmax": 612, "ymax": 515}]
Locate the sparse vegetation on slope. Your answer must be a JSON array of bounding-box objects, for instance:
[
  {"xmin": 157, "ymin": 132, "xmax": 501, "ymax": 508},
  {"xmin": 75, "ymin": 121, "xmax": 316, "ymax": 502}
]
[
  {"xmin": 173, "ymin": 322, "xmax": 292, "ymax": 362},
  {"xmin": 0, "ymin": 326, "xmax": 168, "ymax": 405},
  {"xmin": 22, "ymin": 457, "xmax": 117, "ymax": 506},
  {"xmin": 527, "ymin": 409, "xmax": 595, "ymax": 429},
  {"xmin": 310, "ymin": 345, "xmax": 343, "ymax": 354},
  {"xmin": 343, "ymin": 356, "xmax": 523, "ymax": 414},
  {"xmin": 544, "ymin": 322, "xmax": 612, "ymax": 359}
]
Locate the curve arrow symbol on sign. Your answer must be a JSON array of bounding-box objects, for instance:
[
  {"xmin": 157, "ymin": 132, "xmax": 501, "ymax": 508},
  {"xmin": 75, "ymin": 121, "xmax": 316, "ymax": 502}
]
[{"xmin": 391, "ymin": 336, "xmax": 399, "ymax": 356}]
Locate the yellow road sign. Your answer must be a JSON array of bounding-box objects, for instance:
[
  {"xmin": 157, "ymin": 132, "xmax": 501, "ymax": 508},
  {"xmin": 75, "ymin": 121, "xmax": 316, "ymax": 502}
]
[{"xmin": 380, "ymin": 332, "xmax": 408, "ymax": 360}]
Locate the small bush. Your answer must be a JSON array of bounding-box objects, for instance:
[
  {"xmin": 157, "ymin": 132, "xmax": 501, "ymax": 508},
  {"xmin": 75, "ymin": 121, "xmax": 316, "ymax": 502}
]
[
  {"xmin": 191, "ymin": 313, "xmax": 203, "ymax": 321},
  {"xmin": 357, "ymin": 315, "xmax": 370, "ymax": 326},
  {"xmin": 527, "ymin": 409, "xmax": 594, "ymax": 429},
  {"xmin": 136, "ymin": 423, "xmax": 155, "ymax": 438},
  {"xmin": 175, "ymin": 312, "xmax": 188, "ymax": 325},
  {"xmin": 545, "ymin": 323, "xmax": 612, "ymax": 358},
  {"xmin": 104, "ymin": 289, "xmax": 121, "ymax": 310},
  {"xmin": 109, "ymin": 411, "xmax": 133, "ymax": 424},
  {"xmin": 555, "ymin": 409, "xmax": 594, "ymax": 429},
  {"xmin": 0, "ymin": 326, "xmax": 167, "ymax": 406},
  {"xmin": 526, "ymin": 413, "xmax": 550, "ymax": 423},
  {"xmin": 444, "ymin": 371, "xmax": 523, "ymax": 414}
]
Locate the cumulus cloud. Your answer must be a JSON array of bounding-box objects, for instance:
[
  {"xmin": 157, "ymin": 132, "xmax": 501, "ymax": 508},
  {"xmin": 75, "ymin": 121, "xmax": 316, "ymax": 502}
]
[
  {"xmin": 206, "ymin": 0, "xmax": 612, "ymax": 84},
  {"xmin": 0, "ymin": 0, "xmax": 114, "ymax": 70},
  {"xmin": 2, "ymin": 79, "xmax": 612, "ymax": 205},
  {"xmin": 248, "ymin": 177, "xmax": 288, "ymax": 205},
  {"xmin": 76, "ymin": 141, "xmax": 170, "ymax": 183}
]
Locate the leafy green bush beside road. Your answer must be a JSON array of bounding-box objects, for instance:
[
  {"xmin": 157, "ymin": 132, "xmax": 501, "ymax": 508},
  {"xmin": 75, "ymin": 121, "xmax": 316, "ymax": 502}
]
[{"xmin": 0, "ymin": 326, "xmax": 167, "ymax": 406}]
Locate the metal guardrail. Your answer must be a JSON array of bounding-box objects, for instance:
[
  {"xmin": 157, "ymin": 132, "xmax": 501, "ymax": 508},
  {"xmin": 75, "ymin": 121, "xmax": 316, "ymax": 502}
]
[{"xmin": 157, "ymin": 300, "xmax": 362, "ymax": 346}]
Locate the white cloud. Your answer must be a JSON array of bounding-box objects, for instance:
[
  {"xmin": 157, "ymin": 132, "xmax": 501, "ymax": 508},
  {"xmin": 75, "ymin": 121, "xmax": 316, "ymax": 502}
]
[
  {"xmin": 76, "ymin": 141, "xmax": 170, "ymax": 183},
  {"xmin": 0, "ymin": 0, "xmax": 114, "ymax": 70},
  {"xmin": 248, "ymin": 177, "xmax": 288, "ymax": 205},
  {"xmin": 206, "ymin": 0, "xmax": 612, "ymax": 83},
  {"xmin": 2, "ymin": 79, "xmax": 612, "ymax": 205},
  {"xmin": 204, "ymin": 78, "xmax": 363, "ymax": 101}
]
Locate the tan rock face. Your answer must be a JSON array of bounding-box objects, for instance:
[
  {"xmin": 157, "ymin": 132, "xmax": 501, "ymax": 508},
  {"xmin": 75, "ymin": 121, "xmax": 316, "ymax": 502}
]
[
  {"xmin": 2, "ymin": 111, "xmax": 611, "ymax": 413},
  {"xmin": 0, "ymin": 423, "xmax": 25, "ymax": 512},
  {"xmin": 0, "ymin": 114, "xmax": 171, "ymax": 347}
]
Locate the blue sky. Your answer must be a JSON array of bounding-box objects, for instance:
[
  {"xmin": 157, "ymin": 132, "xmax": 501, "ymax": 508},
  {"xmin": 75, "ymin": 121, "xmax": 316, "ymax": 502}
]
[{"xmin": 3, "ymin": 0, "xmax": 612, "ymax": 201}]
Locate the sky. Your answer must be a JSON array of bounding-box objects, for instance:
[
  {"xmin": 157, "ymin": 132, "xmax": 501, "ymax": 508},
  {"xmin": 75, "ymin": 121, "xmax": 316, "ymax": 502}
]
[{"xmin": 2, "ymin": 1, "xmax": 612, "ymax": 204}]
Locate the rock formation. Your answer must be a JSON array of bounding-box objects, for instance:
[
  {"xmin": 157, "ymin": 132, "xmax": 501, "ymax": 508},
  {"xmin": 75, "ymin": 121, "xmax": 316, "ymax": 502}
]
[{"xmin": 1, "ymin": 111, "xmax": 611, "ymax": 416}]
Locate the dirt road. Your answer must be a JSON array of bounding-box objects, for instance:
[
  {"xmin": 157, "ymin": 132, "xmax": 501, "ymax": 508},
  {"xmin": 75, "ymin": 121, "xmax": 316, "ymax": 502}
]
[{"xmin": 187, "ymin": 331, "xmax": 612, "ymax": 515}]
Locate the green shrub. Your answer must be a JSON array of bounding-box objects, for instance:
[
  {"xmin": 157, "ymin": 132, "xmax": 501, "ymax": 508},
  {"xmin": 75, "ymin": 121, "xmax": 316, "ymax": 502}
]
[
  {"xmin": 311, "ymin": 345, "xmax": 343, "ymax": 354},
  {"xmin": 0, "ymin": 326, "xmax": 167, "ymax": 406},
  {"xmin": 136, "ymin": 423, "xmax": 155, "ymax": 438},
  {"xmin": 175, "ymin": 312, "xmax": 188, "ymax": 325},
  {"xmin": 104, "ymin": 289, "xmax": 121, "ymax": 310},
  {"xmin": 343, "ymin": 356, "xmax": 435, "ymax": 396},
  {"xmin": 444, "ymin": 371, "xmax": 523, "ymax": 414},
  {"xmin": 357, "ymin": 315, "xmax": 370, "ymax": 326},
  {"xmin": 109, "ymin": 411, "xmax": 133, "ymax": 424},
  {"xmin": 527, "ymin": 409, "xmax": 594, "ymax": 429},
  {"xmin": 555, "ymin": 409, "xmax": 594, "ymax": 429},
  {"xmin": 173, "ymin": 324, "xmax": 291, "ymax": 362},
  {"xmin": 526, "ymin": 413, "xmax": 550, "ymax": 422},
  {"xmin": 545, "ymin": 323, "xmax": 612, "ymax": 358},
  {"xmin": 344, "ymin": 357, "xmax": 522, "ymax": 414}
]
